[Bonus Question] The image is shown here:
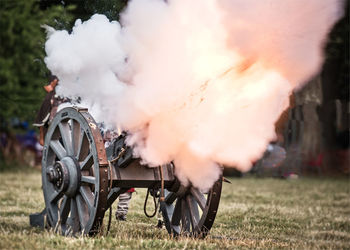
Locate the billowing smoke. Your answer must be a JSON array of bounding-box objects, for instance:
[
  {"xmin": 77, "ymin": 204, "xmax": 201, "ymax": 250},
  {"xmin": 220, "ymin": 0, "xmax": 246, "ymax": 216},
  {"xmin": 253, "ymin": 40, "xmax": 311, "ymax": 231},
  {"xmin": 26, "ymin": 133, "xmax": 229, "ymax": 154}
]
[{"xmin": 45, "ymin": 0, "xmax": 343, "ymax": 191}]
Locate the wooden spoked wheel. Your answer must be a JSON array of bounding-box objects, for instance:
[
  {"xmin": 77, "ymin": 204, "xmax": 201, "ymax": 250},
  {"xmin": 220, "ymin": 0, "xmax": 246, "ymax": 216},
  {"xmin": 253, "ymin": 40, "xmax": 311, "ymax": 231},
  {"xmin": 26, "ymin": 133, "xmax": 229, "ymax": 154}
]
[
  {"xmin": 41, "ymin": 107, "xmax": 108, "ymax": 236},
  {"xmin": 160, "ymin": 177, "xmax": 222, "ymax": 238}
]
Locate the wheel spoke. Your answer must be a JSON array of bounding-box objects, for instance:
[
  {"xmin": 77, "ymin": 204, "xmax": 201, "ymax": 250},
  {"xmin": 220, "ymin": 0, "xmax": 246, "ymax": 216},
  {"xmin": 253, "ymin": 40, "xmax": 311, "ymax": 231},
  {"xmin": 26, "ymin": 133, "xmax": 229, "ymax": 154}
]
[
  {"xmin": 190, "ymin": 187, "xmax": 206, "ymax": 211},
  {"xmin": 165, "ymin": 191, "xmax": 177, "ymax": 205},
  {"xmin": 181, "ymin": 198, "xmax": 191, "ymax": 233},
  {"xmin": 80, "ymin": 153, "xmax": 93, "ymax": 171},
  {"xmin": 71, "ymin": 119, "xmax": 81, "ymax": 157},
  {"xmin": 81, "ymin": 175, "xmax": 96, "ymax": 185},
  {"xmin": 79, "ymin": 186, "xmax": 94, "ymax": 210},
  {"xmin": 77, "ymin": 133, "xmax": 90, "ymax": 161},
  {"xmin": 186, "ymin": 195, "xmax": 199, "ymax": 231},
  {"xmin": 171, "ymin": 198, "xmax": 182, "ymax": 226},
  {"xmin": 49, "ymin": 190, "xmax": 63, "ymax": 204},
  {"xmin": 58, "ymin": 121, "xmax": 73, "ymax": 156},
  {"xmin": 59, "ymin": 196, "xmax": 71, "ymax": 224},
  {"xmin": 67, "ymin": 198, "xmax": 80, "ymax": 233},
  {"xmin": 76, "ymin": 193, "xmax": 89, "ymax": 229},
  {"xmin": 50, "ymin": 140, "xmax": 67, "ymax": 160}
]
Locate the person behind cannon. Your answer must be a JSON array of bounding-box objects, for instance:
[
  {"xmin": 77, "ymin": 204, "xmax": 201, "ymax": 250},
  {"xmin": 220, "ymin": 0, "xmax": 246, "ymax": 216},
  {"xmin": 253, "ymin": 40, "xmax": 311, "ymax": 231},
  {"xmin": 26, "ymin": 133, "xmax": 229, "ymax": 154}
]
[
  {"xmin": 115, "ymin": 188, "xmax": 135, "ymax": 221},
  {"xmin": 33, "ymin": 75, "xmax": 67, "ymax": 146}
]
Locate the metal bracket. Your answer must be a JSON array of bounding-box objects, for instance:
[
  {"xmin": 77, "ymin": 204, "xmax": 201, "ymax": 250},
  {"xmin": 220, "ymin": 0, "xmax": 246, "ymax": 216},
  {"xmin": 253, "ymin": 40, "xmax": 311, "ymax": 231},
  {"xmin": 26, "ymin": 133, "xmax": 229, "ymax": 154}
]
[{"xmin": 72, "ymin": 106, "xmax": 88, "ymax": 112}]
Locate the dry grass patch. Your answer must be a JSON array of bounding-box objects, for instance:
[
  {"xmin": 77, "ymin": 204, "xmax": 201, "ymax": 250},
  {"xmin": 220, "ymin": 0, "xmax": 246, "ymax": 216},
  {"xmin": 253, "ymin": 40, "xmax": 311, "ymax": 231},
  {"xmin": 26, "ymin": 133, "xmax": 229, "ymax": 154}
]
[{"xmin": 0, "ymin": 166, "xmax": 349, "ymax": 249}]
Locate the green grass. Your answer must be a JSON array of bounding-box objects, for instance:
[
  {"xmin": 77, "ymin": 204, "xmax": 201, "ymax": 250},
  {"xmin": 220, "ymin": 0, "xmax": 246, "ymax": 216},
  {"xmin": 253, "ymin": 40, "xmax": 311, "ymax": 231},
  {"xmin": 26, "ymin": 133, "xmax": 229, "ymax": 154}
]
[{"xmin": 0, "ymin": 166, "xmax": 349, "ymax": 249}]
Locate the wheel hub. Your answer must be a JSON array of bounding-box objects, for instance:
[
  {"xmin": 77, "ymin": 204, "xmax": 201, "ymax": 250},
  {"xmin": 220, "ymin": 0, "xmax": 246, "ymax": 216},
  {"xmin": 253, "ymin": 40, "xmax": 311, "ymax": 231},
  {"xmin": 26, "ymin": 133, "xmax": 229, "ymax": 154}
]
[{"xmin": 46, "ymin": 157, "xmax": 80, "ymax": 197}]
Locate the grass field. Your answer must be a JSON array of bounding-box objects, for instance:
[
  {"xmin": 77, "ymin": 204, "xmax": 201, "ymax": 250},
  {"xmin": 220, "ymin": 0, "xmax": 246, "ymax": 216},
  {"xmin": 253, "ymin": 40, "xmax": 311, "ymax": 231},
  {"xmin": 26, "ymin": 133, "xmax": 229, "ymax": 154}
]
[{"xmin": 0, "ymin": 166, "xmax": 349, "ymax": 249}]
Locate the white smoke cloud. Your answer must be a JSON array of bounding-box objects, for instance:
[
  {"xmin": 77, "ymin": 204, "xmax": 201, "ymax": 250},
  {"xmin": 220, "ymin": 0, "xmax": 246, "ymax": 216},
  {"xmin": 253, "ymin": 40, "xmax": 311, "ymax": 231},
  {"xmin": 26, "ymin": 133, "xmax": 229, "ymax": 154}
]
[
  {"xmin": 45, "ymin": 14, "xmax": 127, "ymax": 126},
  {"xmin": 218, "ymin": 0, "xmax": 344, "ymax": 87},
  {"xmin": 44, "ymin": 0, "xmax": 344, "ymax": 191}
]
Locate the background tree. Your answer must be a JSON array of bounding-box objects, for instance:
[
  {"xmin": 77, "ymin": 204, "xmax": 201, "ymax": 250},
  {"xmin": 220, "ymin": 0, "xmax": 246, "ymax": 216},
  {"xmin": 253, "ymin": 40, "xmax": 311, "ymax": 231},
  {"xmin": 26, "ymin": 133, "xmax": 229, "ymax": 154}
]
[
  {"xmin": 0, "ymin": 0, "xmax": 74, "ymax": 131},
  {"xmin": 280, "ymin": 0, "xmax": 349, "ymax": 176},
  {"xmin": 0, "ymin": 0, "xmax": 128, "ymax": 163},
  {"xmin": 0, "ymin": 0, "xmax": 75, "ymax": 164},
  {"xmin": 83, "ymin": 0, "xmax": 128, "ymax": 21},
  {"xmin": 0, "ymin": 0, "xmax": 128, "ymax": 132}
]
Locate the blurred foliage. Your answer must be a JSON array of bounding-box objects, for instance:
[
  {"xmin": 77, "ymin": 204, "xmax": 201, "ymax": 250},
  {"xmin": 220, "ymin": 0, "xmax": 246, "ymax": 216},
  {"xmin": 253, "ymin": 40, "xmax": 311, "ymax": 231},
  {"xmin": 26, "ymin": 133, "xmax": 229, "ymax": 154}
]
[
  {"xmin": 0, "ymin": 0, "xmax": 75, "ymax": 132},
  {"xmin": 84, "ymin": 0, "xmax": 128, "ymax": 21},
  {"xmin": 39, "ymin": 0, "xmax": 128, "ymax": 26},
  {"xmin": 324, "ymin": 0, "xmax": 349, "ymax": 100},
  {"xmin": 0, "ymin": 0, "xmax": 128, "ymax": 133}
]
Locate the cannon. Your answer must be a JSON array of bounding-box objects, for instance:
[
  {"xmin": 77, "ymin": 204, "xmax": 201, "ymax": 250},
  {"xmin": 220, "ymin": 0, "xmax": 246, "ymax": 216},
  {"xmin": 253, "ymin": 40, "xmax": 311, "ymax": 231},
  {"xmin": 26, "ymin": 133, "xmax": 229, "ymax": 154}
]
[{"xmin": 35, "ymin": 106, "xmax": 222, "ymax": 237}]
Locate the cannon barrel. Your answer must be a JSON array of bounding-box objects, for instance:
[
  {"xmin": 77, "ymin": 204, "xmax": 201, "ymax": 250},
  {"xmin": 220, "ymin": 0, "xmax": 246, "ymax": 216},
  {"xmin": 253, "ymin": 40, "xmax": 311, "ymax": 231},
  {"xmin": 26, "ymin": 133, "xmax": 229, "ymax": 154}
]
[{"xmin": 105, "ymin": 134, "xmax": 176, "ymax": 189}]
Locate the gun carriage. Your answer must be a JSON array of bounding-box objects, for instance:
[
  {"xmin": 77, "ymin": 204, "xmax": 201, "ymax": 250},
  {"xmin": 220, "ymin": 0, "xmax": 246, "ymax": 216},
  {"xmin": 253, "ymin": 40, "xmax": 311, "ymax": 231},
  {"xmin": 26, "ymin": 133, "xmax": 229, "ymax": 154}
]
[{"xmin": 39, "ymin": 107, "xmax": 222, "ymax": 237}]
